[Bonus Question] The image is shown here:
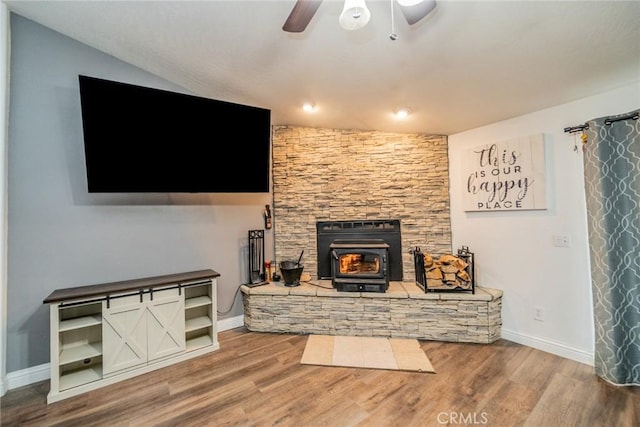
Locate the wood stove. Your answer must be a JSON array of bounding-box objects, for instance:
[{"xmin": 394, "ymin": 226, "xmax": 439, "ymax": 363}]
[
  {"xmin": 316, "ymin": 219, "xmax": 403, "ymax": 282},
  {"xmin": 330, "ymin": 239, "xmax": 389, "ymax": 292}
]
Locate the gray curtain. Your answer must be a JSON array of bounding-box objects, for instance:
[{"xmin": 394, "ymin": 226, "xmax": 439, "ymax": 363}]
[{"xmin": 582, "ymin": 109, "xmax": 640, "ymax": 386}]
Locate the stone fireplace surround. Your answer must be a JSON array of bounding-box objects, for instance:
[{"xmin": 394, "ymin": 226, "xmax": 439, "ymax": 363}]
[
  {"xmin": 247, "ymin": 126, "xmax": 503, "ymax": 344},
  {"xmin": 272, "ymin": 126, "xmax": 452, "ymax": 280}
]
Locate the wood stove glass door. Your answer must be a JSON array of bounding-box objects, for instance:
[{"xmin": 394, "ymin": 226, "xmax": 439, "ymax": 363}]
[{"xmin": 336, "ymin": 251, "xmax": 382, "ymax": 277}]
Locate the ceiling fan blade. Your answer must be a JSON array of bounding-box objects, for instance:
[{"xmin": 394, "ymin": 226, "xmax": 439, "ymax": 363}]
[
  {"xmin": 397, "ymin": 0, "xmax": 437, "ymax": 26},
  {"xmin": 282, "ymin": 0, "xmax": 324, "ymax": 33}
]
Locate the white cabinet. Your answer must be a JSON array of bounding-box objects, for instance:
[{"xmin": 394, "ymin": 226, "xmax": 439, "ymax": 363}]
[
  {"xmin": 44, "ymin": 270, "xmax": 219, "ymax": 404},
  {"xmin": 102, "ymin": 287, "xmax": 185, "ymax": 376}
]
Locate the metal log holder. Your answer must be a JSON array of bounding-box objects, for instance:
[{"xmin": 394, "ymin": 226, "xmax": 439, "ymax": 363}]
[
  {"xmin": 456, "ymin": 246, "xmax": 475, "ymax": 294},
  {"xmin": 247, "ymin": 229, "xmax": 267, "ymax": 286},
  {"xmin": 411, "ymin": 246, "xmax": 475, "ymax": 294},
  {"xmin": 411, "ymin": 247, "xmax": 428, "ymax": 292}
]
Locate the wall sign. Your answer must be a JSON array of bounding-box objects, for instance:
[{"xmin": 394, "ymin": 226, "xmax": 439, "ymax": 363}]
[{"xmin": 462, "ymin": 133, "xmax": 546, "ymax": 211}]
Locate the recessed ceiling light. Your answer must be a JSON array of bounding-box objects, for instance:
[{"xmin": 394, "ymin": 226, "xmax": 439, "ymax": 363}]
[
  {"xmin": 394, "ymin": 108, "xmax": 411, "ymax": 119},
  {"xmin": 302, "ymin": 102, "xmax": 317, "ymax": 113}
]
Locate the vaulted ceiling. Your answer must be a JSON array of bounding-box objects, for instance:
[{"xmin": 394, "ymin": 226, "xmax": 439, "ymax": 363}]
[{"xmin": 5, "ymin": 0, "xmax": 640, "ymax": 135}]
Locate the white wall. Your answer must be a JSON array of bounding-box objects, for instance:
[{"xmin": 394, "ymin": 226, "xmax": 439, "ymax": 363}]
[{"xmin": 448, "ymin": 82, "xmax": 640, "ymax": 364}]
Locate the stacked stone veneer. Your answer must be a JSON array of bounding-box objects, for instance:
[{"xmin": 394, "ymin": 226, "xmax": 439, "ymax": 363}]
[
  {"xmin": 242, "ymin": 282, "xmax": 502, "ymax": 344},
  {"xmin": 272, "ymin": 126, "xmax": 451, "ymax": 281}
]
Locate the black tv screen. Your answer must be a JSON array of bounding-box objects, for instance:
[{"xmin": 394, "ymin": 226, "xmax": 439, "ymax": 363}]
[{"xmin": 78, "ymin": 75, "xmax": 271, "ymax": 193}]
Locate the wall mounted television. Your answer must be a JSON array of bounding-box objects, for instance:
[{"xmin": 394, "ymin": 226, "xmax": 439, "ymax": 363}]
[{"xmin": 78, "ymin": 75, "xmax": 271, "ymax": 193}]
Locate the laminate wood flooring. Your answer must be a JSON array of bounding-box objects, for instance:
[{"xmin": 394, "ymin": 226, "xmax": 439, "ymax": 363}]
[{"xmin": 1, "ymin": 327, "xmax": 638, "ymax": 426}]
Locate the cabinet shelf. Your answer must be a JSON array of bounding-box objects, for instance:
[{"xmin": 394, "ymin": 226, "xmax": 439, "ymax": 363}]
[
  {"xmin": 185, "ymin": 315, "xmax": 212, "ymax": 332},
  {"xmin": 59, "ymin": 314, "xmax": 102, "ymax": 332},
  {"xmin": 59, "ymin": 342, "xmax": 102, "ymax": 365},
  {"xmin": 186, "ymin": 334, "xmax": 213, "ymax": 351},
  {"xmin": 185, "ymin": 295, "xmax": 211, "ymax": 309},
  {"xmin": 59, "ymin": 365, "xmax": 102, "ymax": 391}
]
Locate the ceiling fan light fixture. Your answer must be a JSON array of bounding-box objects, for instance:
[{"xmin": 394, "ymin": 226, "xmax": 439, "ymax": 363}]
[
  {"xmin": 397, "ymin": 0, "xmax": 424, "ymax": 6},
  {"xmin": 397, "ymin": 0, "xmax": 437, "ymax": 25},
  {"xmin": 339, "ymin": 0, "xmax": 371, "ymax": 31}
]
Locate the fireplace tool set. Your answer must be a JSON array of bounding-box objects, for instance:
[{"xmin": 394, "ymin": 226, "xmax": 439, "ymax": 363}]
[
  {"xmin": 246, "ymin": 229, "xmax": 266, "ymax": 287},
  {"xmin": 247, "ymin": 229, "xmax": 305, "ymax": 287}
]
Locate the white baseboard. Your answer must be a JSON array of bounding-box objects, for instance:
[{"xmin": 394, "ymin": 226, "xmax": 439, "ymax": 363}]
[
  {"xmin": 3, "ymin": 315, "xmax": 246, "ymax": 392},
  {"xmin": 6, "ymin": 362, "xmax": 50, "ymax": 391},
  {"xmin": 5, "ymin": 319, "xmax": 594, "ymax": 393},
  {"xmin": 501, "ymin": 328, "xmax": 594, "ymax": 366},
  {"xmin": 218, "ymin": 314, "xmax": 245, "ymax": 331}
]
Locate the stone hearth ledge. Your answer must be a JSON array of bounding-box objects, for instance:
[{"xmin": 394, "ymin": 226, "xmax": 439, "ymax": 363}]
[{"xmin": 241, "ymin": 281, "xmax": 502, "ymax": 344}]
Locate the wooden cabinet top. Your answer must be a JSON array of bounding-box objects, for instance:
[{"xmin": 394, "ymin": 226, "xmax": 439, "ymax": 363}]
[{"xmin": 43, "ymin": 269, "xmax": 220, "ymax": 304}]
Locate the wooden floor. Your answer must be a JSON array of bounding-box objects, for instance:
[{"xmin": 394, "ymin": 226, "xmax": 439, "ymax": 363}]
[{"xmin": 1, "ymin": 327, "xmax": 638, "ymax": 426}]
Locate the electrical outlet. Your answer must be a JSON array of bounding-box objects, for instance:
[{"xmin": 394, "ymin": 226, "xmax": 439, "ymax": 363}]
[
  {"xmin": 534, "ymin": 306, "xmax": 545, "ymax": 321},
  {"xmin": 552, "ymin": 235, "xmax": 571, "ymax": 247}
]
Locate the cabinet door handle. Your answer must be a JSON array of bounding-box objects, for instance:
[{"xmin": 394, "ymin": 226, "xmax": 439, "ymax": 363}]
[
  {"xmin": 139, "ymin": 290, "xmax": 144, "ymax": 303},
  {"xmin": 149, "ymin": 288, "xmax": 154, "ymax": 301}
]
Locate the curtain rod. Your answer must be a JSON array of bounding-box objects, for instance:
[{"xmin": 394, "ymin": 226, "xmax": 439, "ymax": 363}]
[
  {"xmin": 564, "ymin": 111, "xmax": 639, "ymax": 134},
  {"xmin": 604, "ymin": 111, "xmax": 639, "ymax": 125},
  {"xmin": 564, "ymin": 124, "xmax": 589, "ymax": 133}
]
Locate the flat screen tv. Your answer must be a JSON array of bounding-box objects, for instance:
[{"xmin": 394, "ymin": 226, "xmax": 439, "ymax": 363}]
[{"xmin": 78, "ymin": 75, "xmax": 271, "ymax": 193}]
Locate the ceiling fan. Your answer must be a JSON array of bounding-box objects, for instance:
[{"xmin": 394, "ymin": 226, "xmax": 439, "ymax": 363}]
[{"xmin": 283, "ymin": 0, "xmax": 437, "ymax": 33}]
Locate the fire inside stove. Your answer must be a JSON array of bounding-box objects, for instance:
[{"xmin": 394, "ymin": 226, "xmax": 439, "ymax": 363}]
[
  {"xmin": 338, "ymin": 253, "xmax": 380, "ymax": 275},
  {"xmin": 330, "ymin": 239, "xmax": 389, "ymax": 292}
]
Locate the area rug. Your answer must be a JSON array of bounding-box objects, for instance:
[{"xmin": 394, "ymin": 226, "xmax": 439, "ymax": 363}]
[{"xmin": 300, "ymin": 335, "xmax": 435, "ymax": 373}]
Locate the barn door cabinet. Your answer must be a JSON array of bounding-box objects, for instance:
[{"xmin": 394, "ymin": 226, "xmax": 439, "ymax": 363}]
[{"xmin": 43, "ymin": 269, "xmax": 220, "ymax": 404}]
